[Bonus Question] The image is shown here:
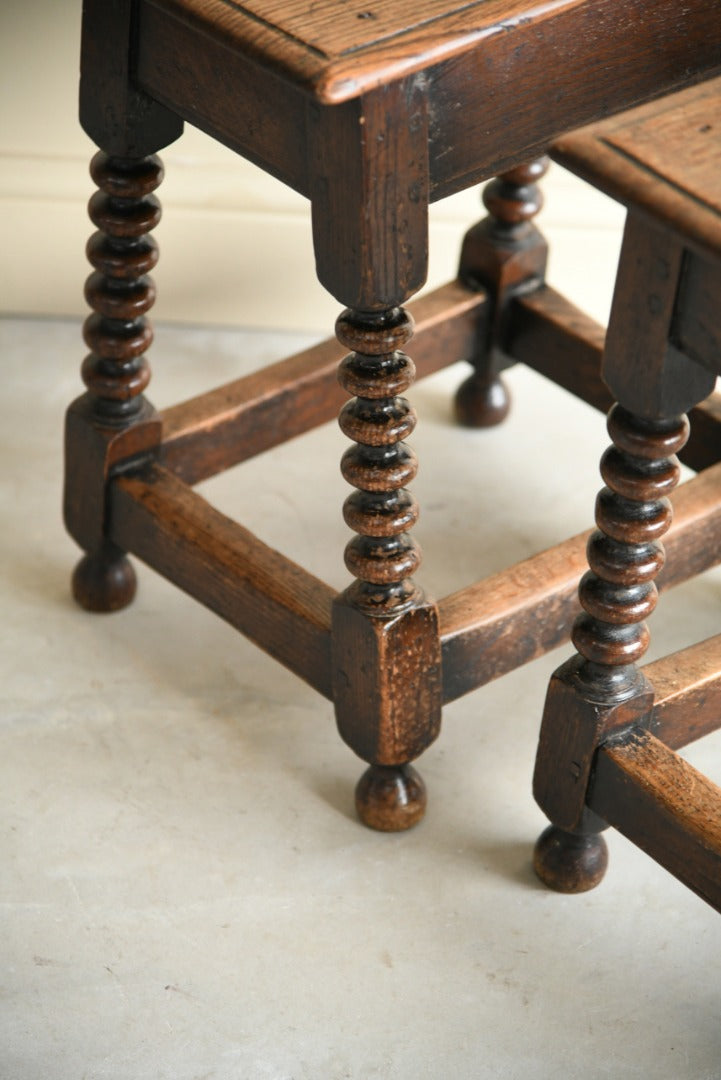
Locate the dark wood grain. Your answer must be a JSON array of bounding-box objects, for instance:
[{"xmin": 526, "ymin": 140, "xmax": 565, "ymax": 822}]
[
  {"xmin": 673, "ymin": 252, "xmax": 721, "ymax": 376},
  {"xmin": 454, "ymin": 159, "xmax": 548, "ymax": 427},
  {"xmin": 135, "ymin": 0, "xmax": 721, "ymax": 202},
  {"xmin": 332, "ymin": 595, "xmax": 442, "ymax": 766},
  {"xmin": 75, "ymin": 0, "xmax": 721, "ymax": 865},
  {"xmin": 426, "ymin": 0, "xmax": 721, "ymax": 198},
  {"xmin": 143, "ymin": 0, "xmax": 590, "ymax": 103},
  {"xmin": 590, "ymin": 730, "xmax": 721, "ymax": 911},
  {"xmin": 65, "ymin": 152, "xmax": 169, "ymax": 612},
  {"xmin": 145, "ymin": 0, "xmax": 721, "ymax": 113},
  {"xmin": 602, "ymin": 215, "xmax": 715, "ymax": 417},
  {"xmin": 508, "ymin": 286, "xmax": 613, "ymax": 411},
  {"xmin": 81, "ymin": 0, "xmax": 182, "ymax": 156},
  {"xmin": 137, "ymin": 1, "xmax": 308, "ymax": 193}
]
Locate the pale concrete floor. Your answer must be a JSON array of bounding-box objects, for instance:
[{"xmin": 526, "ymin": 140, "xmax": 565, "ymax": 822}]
[{"xmin": 2, "ymin": 313, "xmax": 721, "ymax": 1080}]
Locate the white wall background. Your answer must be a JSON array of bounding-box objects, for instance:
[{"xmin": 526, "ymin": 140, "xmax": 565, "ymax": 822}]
[{"xmin": 1, "ymin": 1, "xmax": 625, "ymax": 333}]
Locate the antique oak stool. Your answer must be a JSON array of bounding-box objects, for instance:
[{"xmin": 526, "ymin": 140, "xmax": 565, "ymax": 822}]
[
  {"xmin": 65, "ymin": 1, "xmax": 721, "ymax": 832},
  {"xmin": 532, "ymin": 77, "xmax": 721, "ymax": 911}
]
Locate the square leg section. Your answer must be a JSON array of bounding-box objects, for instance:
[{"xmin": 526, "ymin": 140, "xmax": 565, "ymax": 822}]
[{"xmin": 332, "ymin": 596, "xmax": 442, "ymax": 832}]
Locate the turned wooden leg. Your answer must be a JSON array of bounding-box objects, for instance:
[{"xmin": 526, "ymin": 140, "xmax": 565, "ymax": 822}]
[
  {"xmin": 533, "ymin": 404, "xmax": 689, "ymax": 891},
  {"xmin": 333, "ymin": 306, "xmax": 442, "ymax": 831},
  {"xmin": 455, "ymin": 158, "xmax": 549, "ymax": 427},
  {"xmin": 533, "ymin": 822, "xmax": 609, "ymax": 894},
  {"xmin": 64, "ymin": 152, "xmax": 163, "ymax": 612}
]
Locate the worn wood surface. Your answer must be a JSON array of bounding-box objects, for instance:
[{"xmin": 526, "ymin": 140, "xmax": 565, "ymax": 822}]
[
  {"xmin": 110, "ymin": 465, "xmax": 335, "ymax": 696},
  {"xmin": 533, "ymin": 656, "xmax": 655, "ymax": 833},
  {"xmin": 673, "ymin": 252, "xmax": 721, "ymax": 377},
  {"xmin": 590, "ymin": 730, "xmax": 721, "ymax": 911},
  {"xmin": 135, "ymin": 0, "xmax": 721, "ymax": 201},
  {"xmin": 308, "ymin": 81, "xmax": 430, "ymax": 309},
  {"xmin": 533, "ymin": 401, "xmax": 691, "ymax": 836},
  {"xmin": 77, "ymin": 0, "xmax": 721, "ymax": 864},
  {"xmin": 426, "ymin": 1, "xmax": 721, "ymax": 198},
  {"xmin": 144, "ymin": 0, "xmax": 721, "ymax": 112},
  {"xmin": 105, "ymin": 450, "xmax": 721, "ymax": 714},
  {"xmin": 644, "ymin": 635, "xmax": 721, "ymax": 750},
  {"xmin": 64, "ymin": 151, "xmax": 166, "ymax": 611},
  {"xmin": 332, "ymin": 596, "xmax": 442, "ymax": 765}
]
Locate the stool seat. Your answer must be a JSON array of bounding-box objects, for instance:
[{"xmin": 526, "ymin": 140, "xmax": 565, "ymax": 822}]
[
  {"xmin": 553, "ymin": 75, "xmax": 721, "ymax": 261},
  {"xmin": 147, "ymin": 0, "xmax": 605, "ymax": 103},
  {"xmin": 118, "ymin": 0, "xmax": 721, "ymax": 202}
]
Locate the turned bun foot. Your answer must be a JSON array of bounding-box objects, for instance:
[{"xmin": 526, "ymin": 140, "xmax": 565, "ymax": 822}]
[
  {"xmin": 72, "ymin": 543, "xmax": 137, "ymax": 613},
  {"xmin": 533, "ymin": 824, "xmax": 608, "ymax": 894},
  {"xmin": 454, "ymin": 372, "xmax": 510, "ymax": 428},
  {"xmin": 355, "ymin": 764, "xmax": 427, "ymax": 832}
]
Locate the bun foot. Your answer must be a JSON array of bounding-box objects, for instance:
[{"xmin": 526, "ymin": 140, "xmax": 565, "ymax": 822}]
[
  {"xmin": 533, "ymin": 824, "xmax": 608, "ymax": 894},
  {"xmin": 454, "ymin": 372, "xmax": 510, "ymax": 428},
  {"xmin": 355, "ymin": 764, "xmax": 427, "ymax": 832},
  {"xmin": 72, "ymin": 542, "xmax": 137, "ymax": 613}
]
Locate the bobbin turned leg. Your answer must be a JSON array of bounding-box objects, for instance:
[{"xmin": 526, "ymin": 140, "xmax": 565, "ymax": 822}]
[
  {"xmin": 333, "ymin": 307, "xmax": 441, "ymax": 830},
  {"xmin": 533, "ymin": 405, "xmax": 690, "ymax": 890},
  {"xmin": 533, "ymin": 212, "xmax": 716, "ymax": 890},
  {"xmin": 64, "ymin": 152, "xmax": 164, "ymax": 612},
  {"xmin": 454, "ymin": 158, "xmax": 549, "ymax": 427},
  {"xmin": 309, "ymin": 82, "xmax": 441, "ymax": 829}
]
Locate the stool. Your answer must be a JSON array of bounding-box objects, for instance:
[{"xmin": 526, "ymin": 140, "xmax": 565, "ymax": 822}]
[
  {"xmin": 65, "ymin": 2, "xmax": 721, "ymax": 832},
  {"xmin": 532, "ymin": 77, "xmax": 721, "ymax": 910}
]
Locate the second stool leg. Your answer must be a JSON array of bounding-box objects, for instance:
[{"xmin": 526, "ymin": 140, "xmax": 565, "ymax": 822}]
[{"xmin": 533, "ymin": 405, "xmax": 689, "ymax": 890}]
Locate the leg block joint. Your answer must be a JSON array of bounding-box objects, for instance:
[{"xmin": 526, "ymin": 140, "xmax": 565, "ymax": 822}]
[
  {"xmin": 533, "ymin": 655, "xmax": 654, "ymax": 831},
  {"xmin": 331, "ymin": 596, "xmax": 442, "ymax": 764}
]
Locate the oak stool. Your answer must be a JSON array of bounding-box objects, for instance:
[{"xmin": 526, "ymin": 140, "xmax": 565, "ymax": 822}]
[
  {"xmin": 533, "ymin": 77, "xmax": 721, "ymax": 911},
  {"xmin": 65, "ymin": 2, "xmax": 721, "ymax": 833}
]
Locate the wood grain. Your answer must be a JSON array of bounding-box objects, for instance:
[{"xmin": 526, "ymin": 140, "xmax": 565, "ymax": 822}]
[
  {"xmin": 145, "ymin": 0, "xmax": 721, "ymax": 110},
  {"xmin": 590, "ymin": 730, "xmax": 721, "ymax": 911},
  {"xmin": 644, "ymin": 635, "xmax": 721, "ymax": 750},
  {"xmin": 110, "ymin": 464, "xmax": 336, "ymax": 696},
  {"xmin": 426, "ymin": 0, "xmax": 721, "ymax": 198},
  {"xmin": 136, "ymin": 0, "xmax": 721, "ymax": 204}
]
